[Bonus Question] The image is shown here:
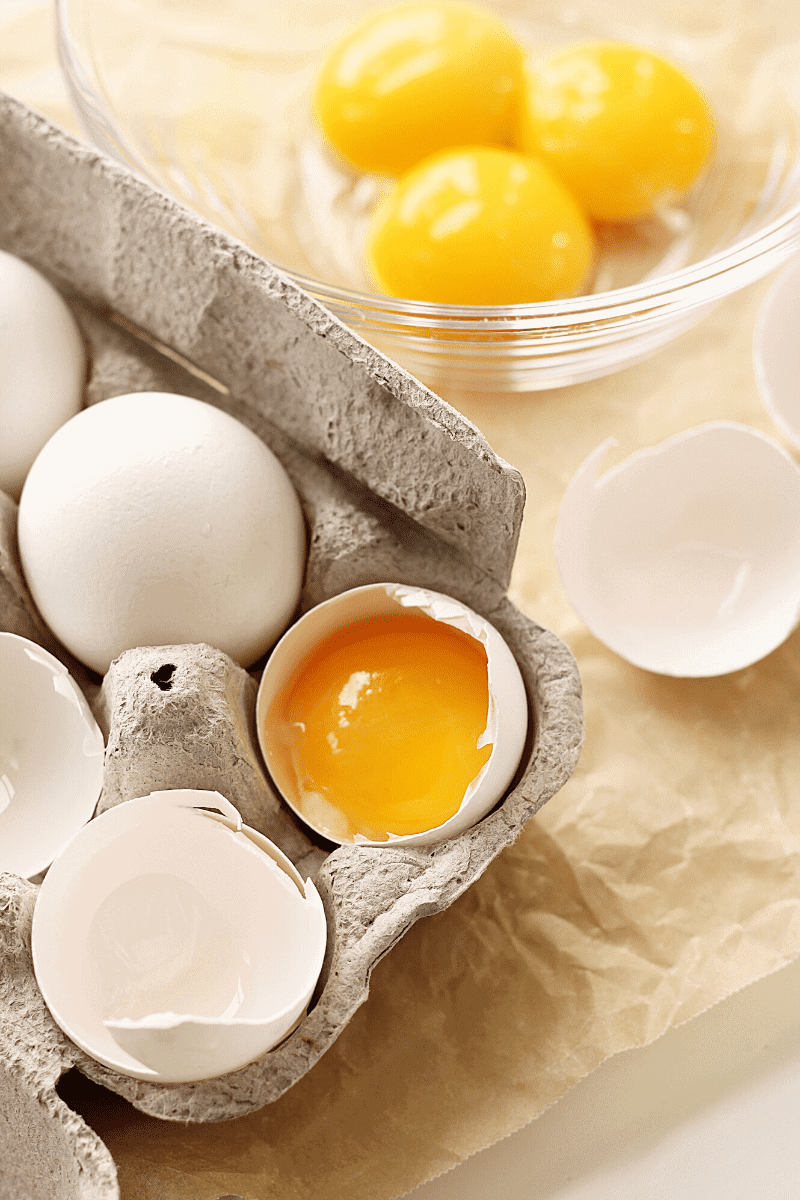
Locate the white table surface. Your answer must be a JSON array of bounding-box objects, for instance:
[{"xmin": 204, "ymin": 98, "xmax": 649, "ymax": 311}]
[{"xmin": 408, "ymin": 955, "xmax": 799, "ymax": 1199}]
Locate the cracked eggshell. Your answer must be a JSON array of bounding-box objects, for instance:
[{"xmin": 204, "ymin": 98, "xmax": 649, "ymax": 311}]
[
  {"xmin": 754, "ymin": 253, "xmax": 800, "ymax": 450},
  {"xmin": 555, "ymin": 422, "xmax": 800, "ymax": 677},
  {"xmin": 0, "ymin": 632, "xmax": 104, "ymax": 880},
  {"xmin": 16, "ymin": 392, "xmax": 306, "ymax": 674},
  {"xmin": 31, "ymin": 789, "xmax": 327, "ymax": 1084},
  {"xmin": 0, "ymin": 249, "xmax": 86, "ymax": 502},
  {"xmin": 255, "ymin": 582, "xmax": 529, "ymax": 847}
]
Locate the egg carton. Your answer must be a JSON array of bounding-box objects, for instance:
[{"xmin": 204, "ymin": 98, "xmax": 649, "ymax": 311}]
[{"xmin": 0, "ymin": 93, "xmax": 583, "ymax": 1198}]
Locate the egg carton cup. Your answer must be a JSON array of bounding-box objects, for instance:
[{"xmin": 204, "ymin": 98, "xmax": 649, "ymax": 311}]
[{"xmin": 0, "ymin": 90, "xmax": 583, "ymax": 1187}]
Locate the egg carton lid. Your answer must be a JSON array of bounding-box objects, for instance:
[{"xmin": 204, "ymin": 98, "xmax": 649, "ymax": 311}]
[{"xmin": 0, "ymin": 91, "xmax": 525, "ymax": 591}]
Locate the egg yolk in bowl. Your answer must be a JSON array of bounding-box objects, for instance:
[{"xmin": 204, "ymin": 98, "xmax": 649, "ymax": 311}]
[
  {"xmin": 366, "ymin": 144, "xmax": 595, "ymax": 304},
  {"xmin": 313, "ymin": 0, "xmax": 526, "ymax": 176},
  {"xmin": 518, "ymin": 40, "xmax": 715, "ymax": 222}
]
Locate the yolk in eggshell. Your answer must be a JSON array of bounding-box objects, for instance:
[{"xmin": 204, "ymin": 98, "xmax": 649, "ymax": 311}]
[
  {"xmin": 365, "ymin": 144, "xmax": 595, "ymax": 304},
  {"xmin": 268, "ymin": 612, "xmax": 493, "ymax": 840},
  {"xmin": 517, "ymin": 39, "xmax": 715, "ymax": 222},
  {"xmin": 313, "ymin": 0, "xmax": 526, "ymax": 176}
]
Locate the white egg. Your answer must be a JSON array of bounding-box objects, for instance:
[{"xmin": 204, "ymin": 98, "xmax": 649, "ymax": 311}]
[
  {"xmin": 17, "ymin": 392, "xmax": 306, "ymax": 674},
  {"xmin": 0, "ymin": 632, "xmax": 104, "ymax": 880},
  {"xmin": 255, "ymin": 582, "xmax": 529, "ymax": 847},
  {"xmin": 555, "ymin": 422, "xmax": 800, "ymax": 677},
  {"xmin": 31, "ymin": 789, "xmax": 327, "ymax": 1083},
  {"xmin": 0, "ymin": 250, "xmax": 86, "ymax": 501}
]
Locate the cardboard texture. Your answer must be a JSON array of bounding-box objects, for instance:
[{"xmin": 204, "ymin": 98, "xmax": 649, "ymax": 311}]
[
  {"xmin": 0, "ymin": 91, "xmax": 582, "ymax": 1196},
  {"xmin": 0, "ymin": 877, "xmax": 118, "ymax": 1200}
]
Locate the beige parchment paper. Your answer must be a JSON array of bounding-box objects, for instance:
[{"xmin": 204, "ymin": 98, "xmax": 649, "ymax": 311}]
[{"xmin": 2, "ymin": 5, "xmax": 799, "ymax": 1199}]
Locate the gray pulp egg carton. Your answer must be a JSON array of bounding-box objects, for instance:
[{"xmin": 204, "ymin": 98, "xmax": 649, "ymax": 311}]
[{"xmin": 0, "ymin": 93, "xmax": 583, "ymax": 1197}]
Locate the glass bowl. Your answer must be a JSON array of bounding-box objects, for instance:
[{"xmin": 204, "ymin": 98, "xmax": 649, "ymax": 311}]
[{"xmin": 56, "ymin": 0, "xmax": 800, "ymax": 393}]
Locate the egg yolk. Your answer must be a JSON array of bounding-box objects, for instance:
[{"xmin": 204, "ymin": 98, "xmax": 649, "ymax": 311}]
[
  {"xmin": 313, "ymin": 0, "xmax": 526, "ymax": 176},
  {"xmin": 268, "ymin": 612, "xmax": 493, "ymax": 841},
  {"xmin": 366, "ymin": 145, "xmax": 595, "ymax": 304},
  {"xmin": 517, "ymin": 40, "xmax": 715, "ymax": 222}
]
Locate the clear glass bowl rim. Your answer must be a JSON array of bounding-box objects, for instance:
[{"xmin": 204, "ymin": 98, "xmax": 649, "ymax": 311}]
[{"xmin": 55, "ymin": 0, "xmax": 800, "ymax": 340}]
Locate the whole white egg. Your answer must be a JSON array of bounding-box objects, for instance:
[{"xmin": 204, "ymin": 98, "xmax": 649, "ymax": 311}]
[
  {"xmin": 17, "ymin": 392, "xmax": 306, "ymax": 674},
  {"xmin": 0, "ymin": 250, "xmax": 86, "ymax": 500}
]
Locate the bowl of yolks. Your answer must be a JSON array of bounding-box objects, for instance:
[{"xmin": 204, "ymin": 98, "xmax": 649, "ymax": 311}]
[{"xmin": 58, "ymin": 0, "xmax": 800, "ymax": 391}]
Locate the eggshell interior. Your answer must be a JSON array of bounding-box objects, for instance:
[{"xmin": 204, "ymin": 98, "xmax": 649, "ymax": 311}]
[
  {"xmin": 555, "ymin": 422, "xmax": 800, "ymax": 676},
  {"xmin": 0, "ymin": 632, "xmax": 104, "ymax": 879},
  {"xmin": 256, "ymin": 582, "xmax": 530, "ymax": 846},
  {"xmin": 31, "ymin": 790, "xmax": 327, "ymax": 1083},
  {"xmin": 754, "ymin": 253, "xmax": 800, "ymax": 449}
]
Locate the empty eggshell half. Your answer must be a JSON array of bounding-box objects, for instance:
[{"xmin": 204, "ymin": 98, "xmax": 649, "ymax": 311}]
[
  {"xmin": 31, "ymin": 789, "xmax": 327, "ymax": 1084},
  {"xmin": 754, "ymin": 253, "xmax": 800, "ymax": 449},
  {"xmin": 555, "ymin": 422, "xmax": 800, "ymax": 676},
  {"xmin": 256, "ymin": 582, "xmax": 529, "ymax": 847},
  {"xmin": 0, "ymin": 632, "xmax": 104, "ymax": 880}
]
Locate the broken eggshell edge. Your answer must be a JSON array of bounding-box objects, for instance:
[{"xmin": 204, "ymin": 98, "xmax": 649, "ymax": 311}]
[
  {"xmin": 0, "ymin": 631, "xmax": 104, "ymax": 880},
  {"xmin": 31, "ymin": 790, "xmax": 327, "ymax": 1084},
  {"xmin": 255, "ymin": 581, "xmax": 530, "ymax": 847},
  {"xmin": 555, "ymin": 421, "xmax": 800, "ymax": 677}
]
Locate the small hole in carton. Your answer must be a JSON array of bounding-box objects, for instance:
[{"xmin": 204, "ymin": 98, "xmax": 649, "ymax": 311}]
[
  {"xmin": 150, "ymin": 663, "xmax": 176, "ymax": 691},
  {"xmin": 56, "ymin": 1067, "xmax": 133, "ymax": 1127}
]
